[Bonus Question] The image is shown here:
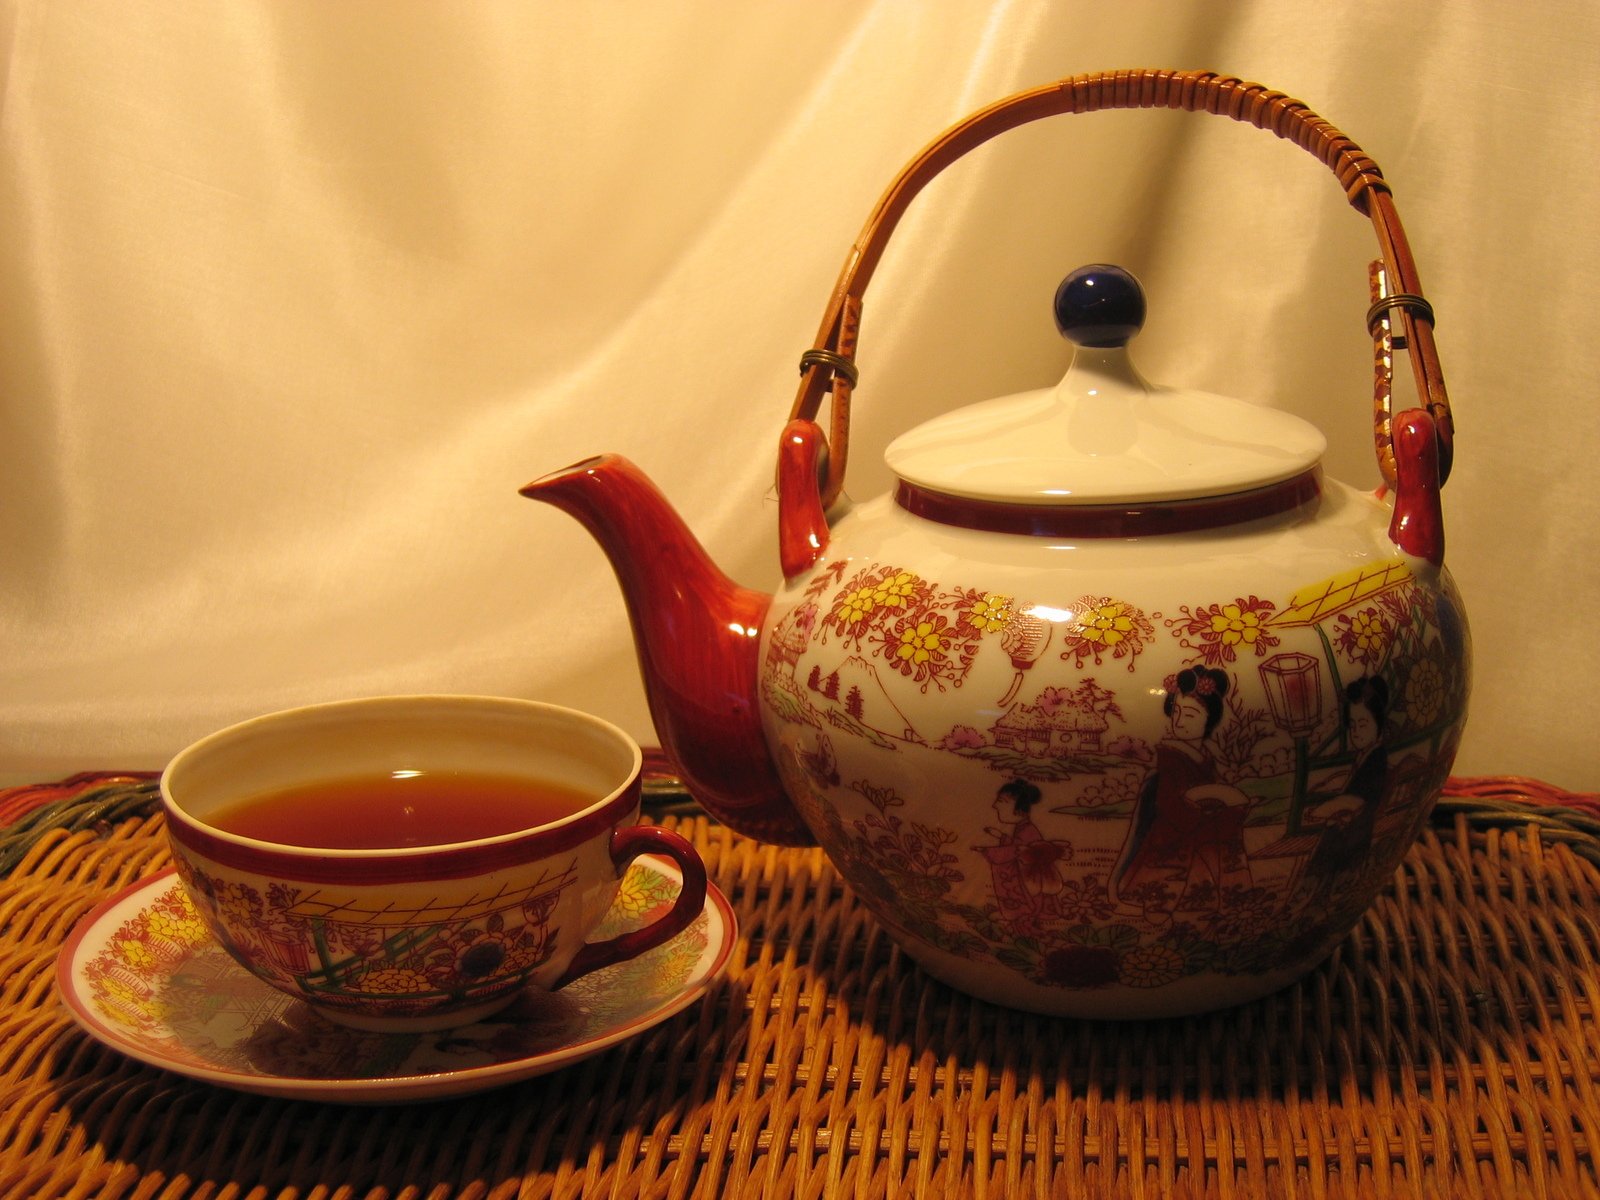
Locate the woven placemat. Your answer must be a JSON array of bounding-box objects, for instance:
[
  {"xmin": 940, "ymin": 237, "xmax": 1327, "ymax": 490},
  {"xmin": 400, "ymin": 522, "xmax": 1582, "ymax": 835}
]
[{"xmin": 3, "ymin": 773, "xmax": 1598, "ymax": 1198}]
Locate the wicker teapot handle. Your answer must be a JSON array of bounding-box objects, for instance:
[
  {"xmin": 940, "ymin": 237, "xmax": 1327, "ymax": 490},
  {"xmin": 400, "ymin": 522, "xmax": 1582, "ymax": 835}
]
[{"xmin": 788, "ymin": 68, "xmax": 1452, "ymax": 509}]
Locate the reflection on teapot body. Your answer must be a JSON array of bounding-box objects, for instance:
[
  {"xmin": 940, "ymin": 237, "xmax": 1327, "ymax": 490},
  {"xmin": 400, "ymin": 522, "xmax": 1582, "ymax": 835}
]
[{"xmin": 522, "ymin": 71, "xmax": 1469, "ymax": 1018}]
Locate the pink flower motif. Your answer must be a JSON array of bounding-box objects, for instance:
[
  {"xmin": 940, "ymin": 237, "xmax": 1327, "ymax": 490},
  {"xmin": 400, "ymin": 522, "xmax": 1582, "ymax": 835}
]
[
  {"xmin": 1037, "ymin": 686, "xmax": 1070, "ymax": 716},
  {"xmin": 793, "ymin": 602, "xmax": 818, "ymax": 637},
  {"xmin": 940, "ymin": 725, "xmax": 986, "ymax": 749}
]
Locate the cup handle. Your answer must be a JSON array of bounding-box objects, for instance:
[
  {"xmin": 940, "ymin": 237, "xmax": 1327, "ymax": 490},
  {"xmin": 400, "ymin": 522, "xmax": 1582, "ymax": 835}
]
[{"xmin": 549, "ymin": 824, "xmax": 709, "ymax": 989}]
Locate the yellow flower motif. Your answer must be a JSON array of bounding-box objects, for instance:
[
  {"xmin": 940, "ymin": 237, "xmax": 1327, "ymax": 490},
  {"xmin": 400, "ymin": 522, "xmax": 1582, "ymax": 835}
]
[
  {"xmin": 97, "ymin": 989, "xmax": 169, "ymax": 1025},
  {"xmin": 835, "ymin": 587, "xmax": 876, "ymax": 625},
  {"xmin": 896, "ymin": 621, "xmax": 945, "ymax": 666},
  {"xmin": 1349, "ymin": 609, "xmax": 1386, "ymax": 657},
  {"xmin": 1210, "ymin": 603, "xmax": 1263, "ymax": 647},
  {"xmin": 869, "ymin": 571, "xmax": 919, "ymax": 610},
  {"xmin": 117, "ymin": 939, "xmax": 156, "ymax": 970},
  {"xmin": 1118, "ymin": 943, "xmax": 1187, "ymax": 988},
  {"xmin": 144, "ymin": 908, "xmax": 209, "ymax": 946},
  {"xmin": 361, "ymin": 966, "xmax": 435, "ymax": 995},
  {"xmin": 1081, "ymin": 603, "xmax": 1135, "ymax": 646},
  {"xmin": 611, "ymin": 872, "xmax": 655, "ymax": 919},
  {"xmin": 100, "ymin": 978, "xmax": 145, "ymax": 1008},
  {"xmin": 967, "ymin": 594, "xmax": 1013, "ymax": 634}
]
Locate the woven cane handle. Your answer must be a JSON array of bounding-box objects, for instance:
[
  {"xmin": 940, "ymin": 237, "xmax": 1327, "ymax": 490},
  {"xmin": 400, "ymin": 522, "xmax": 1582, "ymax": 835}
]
[{"xmin": 789, "ymin": 68, "xmax": 1453, "ymax": 507}]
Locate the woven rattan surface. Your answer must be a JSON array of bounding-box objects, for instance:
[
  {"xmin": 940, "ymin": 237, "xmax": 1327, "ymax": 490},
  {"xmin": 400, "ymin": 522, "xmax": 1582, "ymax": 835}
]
[{"xmin": 3, "ymin": 776, "xmax": 1599, "ymax": 1198}]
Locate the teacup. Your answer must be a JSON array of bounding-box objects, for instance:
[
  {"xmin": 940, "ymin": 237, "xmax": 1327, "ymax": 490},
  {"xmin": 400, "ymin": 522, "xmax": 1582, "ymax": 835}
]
[{"xmin": 160, "ymin": 695, "xmax": 707, "ymax": 1032}]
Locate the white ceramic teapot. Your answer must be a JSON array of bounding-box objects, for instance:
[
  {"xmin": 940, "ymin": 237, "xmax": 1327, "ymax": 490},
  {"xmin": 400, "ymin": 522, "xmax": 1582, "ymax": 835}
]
[{"xmin": 522, "ymin": 70, "xmax": 1468, "ymax": 1017}]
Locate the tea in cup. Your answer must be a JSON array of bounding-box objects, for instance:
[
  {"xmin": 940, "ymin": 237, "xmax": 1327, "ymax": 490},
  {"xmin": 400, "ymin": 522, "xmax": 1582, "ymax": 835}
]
[{"xmin": 160, "ymin": 695, "xmax": 707, "ymax": 1032}]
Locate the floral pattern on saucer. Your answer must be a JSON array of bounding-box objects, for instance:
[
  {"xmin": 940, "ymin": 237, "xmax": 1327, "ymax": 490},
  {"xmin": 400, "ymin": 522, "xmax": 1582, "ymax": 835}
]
[{"xmin": 58, "ymin": 859, "xmax": 734, "ymax": 1102}]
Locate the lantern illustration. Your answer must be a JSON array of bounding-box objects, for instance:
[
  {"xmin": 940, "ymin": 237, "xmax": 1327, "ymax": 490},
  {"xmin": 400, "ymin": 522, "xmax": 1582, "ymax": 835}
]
[
  {"xmin": 1260, "ymin": 652, "xmax": 1323, "ymax": 735},
  {"xmin": 1260, "ymin": 652, "xmax": 1323, "ymax": 832}
]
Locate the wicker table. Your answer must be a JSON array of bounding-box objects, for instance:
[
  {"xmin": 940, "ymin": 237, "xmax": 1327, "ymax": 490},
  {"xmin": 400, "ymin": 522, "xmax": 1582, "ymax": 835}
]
[{"xmin": 3, "ymin": 773, "xmax": 1598, "ymax": 1198}]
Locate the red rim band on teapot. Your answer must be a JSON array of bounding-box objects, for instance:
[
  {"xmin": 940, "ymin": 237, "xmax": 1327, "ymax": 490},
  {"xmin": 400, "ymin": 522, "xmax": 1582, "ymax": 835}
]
[
  {"xmin": 895, "ymin": 469, "xmax": 1323, "ymax": 539},
  {"xmin": 786, "ymin": 69, "xmax": 1453, "ymax": 510}
]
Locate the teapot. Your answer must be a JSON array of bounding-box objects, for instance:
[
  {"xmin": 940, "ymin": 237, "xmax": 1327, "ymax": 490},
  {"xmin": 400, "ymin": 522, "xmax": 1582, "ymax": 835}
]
[{"xmin": 521, "ymin": 70, "xmax": 1468, "ymax": 1018}]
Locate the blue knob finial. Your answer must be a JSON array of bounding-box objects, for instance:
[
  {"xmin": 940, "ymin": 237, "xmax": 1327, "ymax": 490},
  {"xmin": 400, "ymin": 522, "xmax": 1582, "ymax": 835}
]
[{"xmin": 1053, "ymin": 264, "xmax": 1146, "ymax": 348}]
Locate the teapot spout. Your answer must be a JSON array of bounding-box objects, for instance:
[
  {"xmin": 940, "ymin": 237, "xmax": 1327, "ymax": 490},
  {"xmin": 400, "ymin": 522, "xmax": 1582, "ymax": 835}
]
[{"xmin": 521, "ymin": 456, "xmax": 815, "ymax": 846}]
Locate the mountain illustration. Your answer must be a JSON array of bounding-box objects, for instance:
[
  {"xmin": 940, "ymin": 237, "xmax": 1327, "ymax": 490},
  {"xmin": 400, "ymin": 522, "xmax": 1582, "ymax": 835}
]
[{"xmin": 806, "ymin": 654, "xmax": 923, "ymax": 744}]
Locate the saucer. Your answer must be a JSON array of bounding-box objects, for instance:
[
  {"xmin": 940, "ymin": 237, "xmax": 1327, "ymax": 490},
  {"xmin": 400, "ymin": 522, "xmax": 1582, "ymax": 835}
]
[{"xmin": 57, "ymin": 858, "xmax": 735, "ymax": 1103}]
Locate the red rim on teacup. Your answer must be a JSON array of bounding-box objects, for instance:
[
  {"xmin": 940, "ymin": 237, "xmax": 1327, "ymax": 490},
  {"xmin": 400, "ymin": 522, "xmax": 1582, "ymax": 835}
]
[{"xmin": 160, "ymin": 695, "xmax": 645, "ymax": 885}]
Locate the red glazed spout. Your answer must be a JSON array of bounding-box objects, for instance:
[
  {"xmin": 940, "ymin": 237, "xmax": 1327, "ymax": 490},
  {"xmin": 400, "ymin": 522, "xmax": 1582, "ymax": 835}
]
[{"xmin": 520, "ymin": 455, "xmax": 816, "ymax": 846}]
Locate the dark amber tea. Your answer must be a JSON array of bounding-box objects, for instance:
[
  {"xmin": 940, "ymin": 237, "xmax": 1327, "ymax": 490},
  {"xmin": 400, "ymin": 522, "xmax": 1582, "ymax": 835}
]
[{"xmin": 209, "ymin": 770, "xmax": 597, "ymax": 849}]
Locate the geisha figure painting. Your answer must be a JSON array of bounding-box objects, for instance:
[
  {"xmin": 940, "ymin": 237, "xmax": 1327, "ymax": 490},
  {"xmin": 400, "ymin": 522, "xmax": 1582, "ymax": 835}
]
[
  {"xmin": 1296, "ymin": 675, "xmax": 1390, "ymax": 912},
  {"xmin": 1112, "ymin": 667, "xmax": 1254, "ymax": 923},
  {"xmin": 977, "ymin": 779, "xmax": 1071, "ymax": 936}
]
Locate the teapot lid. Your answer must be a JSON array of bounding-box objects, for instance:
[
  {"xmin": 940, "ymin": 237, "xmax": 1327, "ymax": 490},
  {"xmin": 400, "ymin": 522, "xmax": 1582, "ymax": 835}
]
[{"xmin": 884, "ymin": 265, "xmax": 1326, "ymax": 506}]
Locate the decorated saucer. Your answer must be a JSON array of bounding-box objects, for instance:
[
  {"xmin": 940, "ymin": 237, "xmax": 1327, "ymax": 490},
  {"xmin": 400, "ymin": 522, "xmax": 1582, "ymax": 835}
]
[{"xmin": 57, "ymin": 859, "xmax": 735, "ymax": 1103}]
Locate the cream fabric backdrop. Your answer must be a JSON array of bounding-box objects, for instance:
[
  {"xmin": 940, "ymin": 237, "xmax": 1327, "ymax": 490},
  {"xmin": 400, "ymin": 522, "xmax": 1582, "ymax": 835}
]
[{"xmin": 2, "ymin": 1, "xmax": 1596, "ymax": 788}]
